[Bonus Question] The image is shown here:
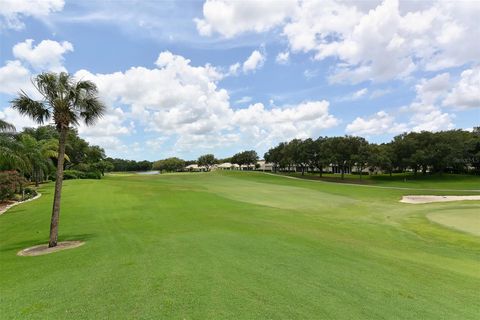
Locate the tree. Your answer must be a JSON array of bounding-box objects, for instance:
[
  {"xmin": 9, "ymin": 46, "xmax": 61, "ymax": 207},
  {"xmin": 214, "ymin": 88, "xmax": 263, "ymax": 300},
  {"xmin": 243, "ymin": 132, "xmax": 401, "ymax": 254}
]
[
  {"xmin": 197, "ymin": 154, "xmax": 216, "ymax": 171},
  {"xmin": 299, "ymin": 138, "xmax": 315, "ymax": 175},
  {"xmin": 368, "ymin": 143, "xmax": 394, "ymax": 176},
  {"xmin": 352, "ymin": 138, "xmax": 370, "ymax": 179},
  {"xmin": 153, "ymin": 157, "xmax": 185, "ymax": 172},
  {"xmin": 311, "ymin": 137, "xmax": 331, "ymax": 177},
  {"xmin": 264, "ymin": 143, "xmax": 286, "ymax": 173},
  {"xmin": 11, "ymin": 72, "xmax": 105, "ymax": 248},
  {"xmin": 231, "ymin": 150, "xmax": 258, "ymax": 170},
  {"xmin": 18, "ymin": 134, "xmax": 65, "ymax": 186}
]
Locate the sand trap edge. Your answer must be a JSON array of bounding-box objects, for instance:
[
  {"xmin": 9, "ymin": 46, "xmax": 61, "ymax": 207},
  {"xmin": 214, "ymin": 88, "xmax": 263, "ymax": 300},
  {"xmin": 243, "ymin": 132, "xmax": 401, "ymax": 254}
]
[
  {"xmin": 400, "ymin": 195, "xmax": 480, "ymax": 204},
  {"xmin": 17, "ymin": 241, "xmax": 85, "ymax": 256}
]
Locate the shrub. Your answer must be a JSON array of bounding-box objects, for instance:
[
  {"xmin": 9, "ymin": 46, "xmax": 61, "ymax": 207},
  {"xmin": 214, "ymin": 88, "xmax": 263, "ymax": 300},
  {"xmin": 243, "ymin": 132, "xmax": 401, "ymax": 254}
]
[
  {"xmin": 23, "ymin": 187, "xmax": 38, "ymax": 200},
  {"xmin": 84, "ymin": 171, "xmax": 102, "ymax": 179},
  {"xmin": 63, "ymin": 169, "xmax": 100, "ymax": 180},
  {"xmin": 0, "ymin": 171, "xmax": 26, "ymax": 202},
  {"xmin": 63, "ymin": 170, "xmax": 81, "ymax": 180}
]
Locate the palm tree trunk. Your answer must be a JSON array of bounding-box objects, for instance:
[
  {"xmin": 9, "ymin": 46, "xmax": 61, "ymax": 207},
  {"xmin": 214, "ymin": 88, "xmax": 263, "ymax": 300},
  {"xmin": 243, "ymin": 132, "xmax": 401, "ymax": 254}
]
[{"xmin": 48, "ymin": 128, "xmax": 67, "ymax": 248}]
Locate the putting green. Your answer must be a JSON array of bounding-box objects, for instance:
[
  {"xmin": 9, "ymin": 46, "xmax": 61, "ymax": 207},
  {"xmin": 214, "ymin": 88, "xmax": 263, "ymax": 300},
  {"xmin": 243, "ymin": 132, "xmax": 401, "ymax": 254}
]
[
  {"xmin": 1, "ymin": 171, "xmax": 479, "ymax": 319},
  {"xmin": 427, "ymin": 208, "xmax": 480, "ymax": 236}
]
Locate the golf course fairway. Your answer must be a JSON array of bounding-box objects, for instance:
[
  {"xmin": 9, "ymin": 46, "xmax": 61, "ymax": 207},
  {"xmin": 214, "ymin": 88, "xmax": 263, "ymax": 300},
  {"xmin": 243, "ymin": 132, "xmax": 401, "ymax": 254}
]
[{"xmin": 1, "ymin": 172, "xmax": 479, "ymax": 319}]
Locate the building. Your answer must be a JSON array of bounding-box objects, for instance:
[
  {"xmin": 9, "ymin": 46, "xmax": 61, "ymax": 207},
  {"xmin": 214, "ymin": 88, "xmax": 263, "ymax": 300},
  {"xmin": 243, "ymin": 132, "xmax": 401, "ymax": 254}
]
[{"xmin": 185, "ymin": 164, "xmax": 207, "ymax": 172}]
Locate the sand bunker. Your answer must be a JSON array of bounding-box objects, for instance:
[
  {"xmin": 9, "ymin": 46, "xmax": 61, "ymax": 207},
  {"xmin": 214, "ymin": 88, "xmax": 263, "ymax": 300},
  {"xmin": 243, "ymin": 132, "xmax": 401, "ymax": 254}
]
[
  {"xmin": 400, "ymin": 195, "xmax": 480, "ymax": 204},
  {"xmin": 17, "ymin": 241, "xmax": 85, "ymax": 256}
]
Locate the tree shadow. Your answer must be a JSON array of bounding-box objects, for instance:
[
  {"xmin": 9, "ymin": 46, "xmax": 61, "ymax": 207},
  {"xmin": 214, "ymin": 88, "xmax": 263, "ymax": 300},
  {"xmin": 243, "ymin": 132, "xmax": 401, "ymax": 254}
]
[{"xmin": 1, "ymin": 233, "xmax": 96, "ymax": 253}]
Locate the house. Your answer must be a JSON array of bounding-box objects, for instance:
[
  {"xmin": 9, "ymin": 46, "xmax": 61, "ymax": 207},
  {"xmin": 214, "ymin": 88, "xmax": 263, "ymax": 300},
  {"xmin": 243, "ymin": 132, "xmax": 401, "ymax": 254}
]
[
  {"xmin": 216, "ymin": 162, "xmax": 240, "ymax": 170},
  {"xmin": 185, "ymin": 164, "xmax": 207, "ymax": 172},
  {"xmin": 256, "ymin": 160, "xmax": 273, "ymax": 171}
]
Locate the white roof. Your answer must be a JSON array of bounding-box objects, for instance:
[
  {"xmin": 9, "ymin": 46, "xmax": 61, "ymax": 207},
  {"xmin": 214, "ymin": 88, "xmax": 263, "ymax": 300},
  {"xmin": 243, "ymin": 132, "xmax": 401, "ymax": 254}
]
[{"xmin": 218, "ymin": 162, "xmax": 233, "ymax": 168}]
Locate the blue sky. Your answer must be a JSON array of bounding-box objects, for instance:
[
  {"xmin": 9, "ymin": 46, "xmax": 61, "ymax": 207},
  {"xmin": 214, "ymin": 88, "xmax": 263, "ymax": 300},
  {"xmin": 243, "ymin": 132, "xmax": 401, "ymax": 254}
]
[{"xmin": 0, "ymin": 0, "xmax": 479, "ymax": 161}]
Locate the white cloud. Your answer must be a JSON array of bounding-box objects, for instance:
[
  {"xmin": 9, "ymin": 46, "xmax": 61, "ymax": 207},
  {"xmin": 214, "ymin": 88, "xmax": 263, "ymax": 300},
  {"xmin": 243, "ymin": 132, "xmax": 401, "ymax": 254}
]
[
  {"xmin": 276, "ymin": 51, "xmax": 290, "ymax": 64},
  {"xmin": 443, "ymin": 66, "xmax": 480, "ymax": 109},
  {"xmin": 77, "ymin": 107, "xmax": 133, "ymax": 152},
  {"xmin": 194, "ymin": 0, "xmax": 297, "ymax": 38},
  {"xmin": 337, "ymin": 88, "xmax": 368, "ymax": 102},
  {"xmin": 196, "ymin": 0, "xmax": 480, "ymax": 83},
  {"xmin": 0, "ymin": 60, "xmax": 32, "ymax": 95},
  {"xmin": 415, "ymin": 72, "xmax": 450, "ymax": 105},
  {"xmin": 346, "ymin": 70, "xmax": 461, "ymax": 136},
  {"xmin": 0, "ymin": 107, "xmax": 39, "ymax": 130},
  {"xmin": 234, "ymin": 96, "xmax": 252, "ymax": 104},
  {"xmin": 228, "ymin": 62, "xmax": 240, "ymax": 76},
  {"xmin": 233, "ymin": 100, "xmax": 339, "ymax": 147},
  {"xmin": 407, "ymin": 103, "xmax": 455, "ymax": 132},
  {"xmin": 242, "ymin": 50, "xmax": 265, "ymax": 73},
  {"xmin": 72, "ymin": 51, "xmax": 338, "ymax": 155},
  {"xmin": 12, "ymin": 39, "xmax": 73, "ymax": 72},
  {"xmin": 73, "ymin": 51, "xmax": 234, "ymax": 152},
  {"xmin": 0, "ymin": 0, "xmax": 64, "ymax": 30},
  {"xmin": 346, "ymin": 111, "xmax": 406, "ymax": 136}
]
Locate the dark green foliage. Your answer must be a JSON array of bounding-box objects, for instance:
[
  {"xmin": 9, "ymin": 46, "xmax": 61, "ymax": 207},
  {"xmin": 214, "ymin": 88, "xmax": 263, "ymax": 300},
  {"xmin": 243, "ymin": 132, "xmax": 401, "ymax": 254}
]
[
  {"xmin": 231, "ymin": 150, "xmax": 258, "ymax": 169},
  {"xmin": 264, "ymin": 130, "xmax": 479, "ymax": 176},
  {"xmin": 105, "ymin": 158, "xmax": 153, "ymax": 172},
  {"xmin": 1, "ymin": 125, "xmax": 110, "ymax": 183},
  {"xmin": 197, "ymin": 154, "xmax": 216, "ymax": 171},
  {"xmin": 152, "ymin": 157, "xmax": 185, "ymax": 172}
]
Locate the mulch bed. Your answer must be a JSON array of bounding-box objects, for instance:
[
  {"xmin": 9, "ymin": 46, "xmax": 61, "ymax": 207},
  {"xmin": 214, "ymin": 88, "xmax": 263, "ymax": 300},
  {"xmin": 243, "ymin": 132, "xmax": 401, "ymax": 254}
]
[{"xmin": 17, "ymin": 241, "xmax": 85, "ymax": 256}]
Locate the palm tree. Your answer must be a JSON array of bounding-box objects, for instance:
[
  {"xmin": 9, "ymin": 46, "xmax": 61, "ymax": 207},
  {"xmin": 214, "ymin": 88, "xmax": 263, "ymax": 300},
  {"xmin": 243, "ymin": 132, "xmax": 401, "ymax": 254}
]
[
  {"xmin": 19, "ymin": 134, "xmax": 69, "ymax": 186},
  {"xmin": 11, "ymin": 72, "xmax": 105, "ymax": 247},
  {"xmin": 0, "ymin": 119, "xmax": 15, "ymax": 132}
]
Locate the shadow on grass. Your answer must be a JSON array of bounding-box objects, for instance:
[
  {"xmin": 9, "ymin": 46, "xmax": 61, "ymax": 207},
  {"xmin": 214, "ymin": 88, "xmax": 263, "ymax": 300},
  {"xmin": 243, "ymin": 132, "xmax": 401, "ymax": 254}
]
[{"xmin": 1, "ymin": 233, "xmax": 96, "ymax": 253}]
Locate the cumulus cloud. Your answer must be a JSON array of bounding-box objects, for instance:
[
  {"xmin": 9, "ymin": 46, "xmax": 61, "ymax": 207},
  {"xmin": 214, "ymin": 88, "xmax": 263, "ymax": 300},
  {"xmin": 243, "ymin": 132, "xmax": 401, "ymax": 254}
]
[
  {"xmin": 196, "ymin": 0, "xmax": 480, "ymax": 83},
  {"xmin": 0, "ymin": 0, "xmax": 64, "ymax": 30},
  {"xmin": 77, "ymin": 107, "xmax": 133, "ymax": 151},
  {"xmin": 233, "ymin": 101, "xmax": 339, "ymax": 148},
  {"xmin": 415, "ymin": 73, "xmax": 450, "ymax": 105},
  {"xmin": 12, "ymin": 39, "xmax": 73, "ymax": 72},
  {"xmin": 345, "ymin": 70, "xmax": 461, "ymax": 135},
  {"xmin": 194, "ymin": 0, "xmax": 297, "ymax": 38},
  {"xmin": 407, "ymin": 103, "xmax": 455, "ymax": 132},
  {"xmin": 227, "ymin": 49, "xmax": 266, "ymax": 76},
  {"xmin": 346, "ymin": 111, "xmax": 406, "ymax": 136},
  {"xmin": 242, "ymin": 50, "xmax": 265, "ymax": 73},
  {"xmin": 0, "ymin": 60, "xmax": 32, "ymax": 95},
  {"xmin": 443, "ymin": 66, "xmax": 480, "ymax": 109},
  {"xmin": 73, "ymin": 51, "xmax": 337, "ymax": 154}
]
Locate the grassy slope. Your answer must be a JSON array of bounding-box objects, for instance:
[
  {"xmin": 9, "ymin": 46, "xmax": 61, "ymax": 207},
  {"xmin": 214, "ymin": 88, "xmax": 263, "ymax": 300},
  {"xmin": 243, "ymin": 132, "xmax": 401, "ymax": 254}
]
[{"xmin": 0, "ymin": 172, "xmax": 479, "ymax": 319}]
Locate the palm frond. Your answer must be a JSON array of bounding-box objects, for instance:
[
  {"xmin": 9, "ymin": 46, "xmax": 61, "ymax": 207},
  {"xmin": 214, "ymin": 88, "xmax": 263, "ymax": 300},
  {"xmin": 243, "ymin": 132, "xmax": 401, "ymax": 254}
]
[
  {"xmin": 79, "ymin": 97, "xmax": 106, "ymax": 125},
  {"xmin": 0, "ymin": 119, "xmax": 16, "ymax": 132},
  {"xmin": 11, "ymin": 92, "xmax": 50, "ymax": 124}
]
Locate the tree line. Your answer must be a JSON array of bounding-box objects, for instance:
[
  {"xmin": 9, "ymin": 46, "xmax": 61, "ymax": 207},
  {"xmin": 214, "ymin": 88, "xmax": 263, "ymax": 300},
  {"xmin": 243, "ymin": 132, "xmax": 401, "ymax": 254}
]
[
  {"xmin": 264, "ymin": 129, "xmax": 480, "ymax": 179},
  {"xmin": 152, "ymin": 151, "xmax": 260, "ymax": 173}
]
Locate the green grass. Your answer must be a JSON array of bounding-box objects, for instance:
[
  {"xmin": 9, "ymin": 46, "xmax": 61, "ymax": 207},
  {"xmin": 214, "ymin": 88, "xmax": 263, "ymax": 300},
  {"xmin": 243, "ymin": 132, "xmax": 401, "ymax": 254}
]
[
  {"xmin": 1, "ymin": 171, "xmax": 479, "ymax": 319},
  {"xmin": 276, "ymin": 171, "xmax": 480, "ymax": 190}
]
